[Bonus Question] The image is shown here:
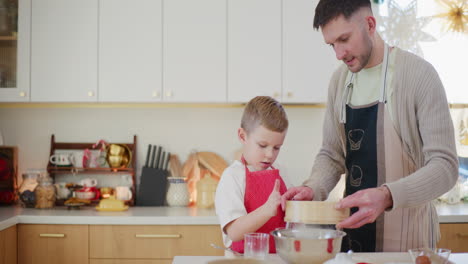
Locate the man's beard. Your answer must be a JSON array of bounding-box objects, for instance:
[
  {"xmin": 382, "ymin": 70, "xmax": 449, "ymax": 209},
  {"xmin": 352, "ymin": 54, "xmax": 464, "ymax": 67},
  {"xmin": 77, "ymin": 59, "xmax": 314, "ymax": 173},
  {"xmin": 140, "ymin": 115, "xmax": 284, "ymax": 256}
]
[{"xmin": 348, "ymin": 34, "xmax": 373, "ymax": 73}]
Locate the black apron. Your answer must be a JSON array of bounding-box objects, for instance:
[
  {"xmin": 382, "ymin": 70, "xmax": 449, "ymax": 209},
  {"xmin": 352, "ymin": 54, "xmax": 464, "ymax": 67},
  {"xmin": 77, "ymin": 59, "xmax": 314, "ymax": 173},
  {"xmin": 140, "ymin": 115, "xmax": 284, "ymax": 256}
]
[{"xmin": 340, "ymin": 45, "xmax": 389, "ymax": 253}]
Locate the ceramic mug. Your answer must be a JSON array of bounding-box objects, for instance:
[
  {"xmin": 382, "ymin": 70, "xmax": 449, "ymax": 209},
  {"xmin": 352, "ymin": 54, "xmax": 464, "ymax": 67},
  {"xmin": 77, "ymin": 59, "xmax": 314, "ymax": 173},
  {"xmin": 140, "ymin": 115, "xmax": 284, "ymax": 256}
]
[
  {"xmin": 54, "ymin": 182, "xmax": 71, "ymax": 199},
  {"xmin": 49, "ymin": 153, "xmax": 72, "ymax": 166},
  {"xmin": 120, "ymin": 175, "xmax": 133, "ymax": 187},
  {"xmin": 70, "ymin": 151, "xmax": 85, "ymax": 167},
  {"xmin": 80, "ymin": 178, "xmax": 98, "ymax": 188},
  {"xmin": 115, "ymin": 186, "xmax": 132, "ymax": 201}
]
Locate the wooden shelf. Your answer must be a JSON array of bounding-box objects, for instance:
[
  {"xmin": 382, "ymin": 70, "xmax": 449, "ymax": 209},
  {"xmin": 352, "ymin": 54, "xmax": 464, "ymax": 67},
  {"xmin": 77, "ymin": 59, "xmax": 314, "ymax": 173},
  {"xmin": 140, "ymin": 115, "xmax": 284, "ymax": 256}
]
[
  {"xmin": 47, "ymin": 134, "xmax": 137, "ymax": 206},
  {"xmin": 48, "ymin": 166, "xmax": 134, "ymax": 174}
]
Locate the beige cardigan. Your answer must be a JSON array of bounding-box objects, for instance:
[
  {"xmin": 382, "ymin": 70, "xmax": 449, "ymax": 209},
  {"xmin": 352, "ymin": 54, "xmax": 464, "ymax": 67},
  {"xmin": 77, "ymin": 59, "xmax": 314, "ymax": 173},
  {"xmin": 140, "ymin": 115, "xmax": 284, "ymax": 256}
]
[{"xmin": 304, "ymin": 48, "xmax": 458, "ymax": 212}]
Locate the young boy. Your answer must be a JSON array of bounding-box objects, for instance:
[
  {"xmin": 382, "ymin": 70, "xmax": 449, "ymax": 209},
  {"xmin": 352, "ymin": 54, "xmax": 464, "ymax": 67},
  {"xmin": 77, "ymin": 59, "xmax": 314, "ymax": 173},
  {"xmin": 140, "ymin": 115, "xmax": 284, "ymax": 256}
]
[{"xmin": 215, "ymin": 96, "xmax": 291, "ymax": 253}]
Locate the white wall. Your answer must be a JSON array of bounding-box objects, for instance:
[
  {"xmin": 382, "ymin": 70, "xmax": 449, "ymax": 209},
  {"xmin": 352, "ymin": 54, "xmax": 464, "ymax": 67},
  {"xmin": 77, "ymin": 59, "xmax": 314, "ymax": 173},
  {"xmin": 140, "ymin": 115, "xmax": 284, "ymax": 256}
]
[{"xmin": 0, "ymin": 105, "xmax": 327, "ymax": 187}]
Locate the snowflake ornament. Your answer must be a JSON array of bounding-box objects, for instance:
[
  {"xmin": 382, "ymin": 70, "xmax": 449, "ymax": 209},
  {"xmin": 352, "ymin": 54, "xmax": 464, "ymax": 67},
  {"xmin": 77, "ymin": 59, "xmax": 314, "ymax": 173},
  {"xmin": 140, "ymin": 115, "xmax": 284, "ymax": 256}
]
[
  {"xmin": 434, "ymin": 0, "xmax": 468, "ymax": 34},
  {"xmin": 378, "ymin": 0, "xmax": 436, "ymax": 57}
]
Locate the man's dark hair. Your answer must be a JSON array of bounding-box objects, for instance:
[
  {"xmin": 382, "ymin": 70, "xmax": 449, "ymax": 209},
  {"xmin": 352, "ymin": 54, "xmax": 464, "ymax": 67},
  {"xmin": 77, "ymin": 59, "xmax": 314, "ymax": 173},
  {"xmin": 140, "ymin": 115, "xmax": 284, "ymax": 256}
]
[{"xmin": 313, "ymin": 0, "xmax": 371, "ymax": 29}]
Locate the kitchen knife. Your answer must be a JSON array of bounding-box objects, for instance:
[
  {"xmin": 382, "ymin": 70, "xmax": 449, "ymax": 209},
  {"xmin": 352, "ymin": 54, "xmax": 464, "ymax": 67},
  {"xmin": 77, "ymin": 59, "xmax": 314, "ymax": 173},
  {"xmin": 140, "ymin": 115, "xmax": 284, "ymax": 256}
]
[
  {"xmin": 145, "ymin": 144, "xmax": 152, "ymax": 168},
  {"xmin": 159, "ymin": 151, "xmax": 166, "ymax": 170},
  {"xmin": 155, "ymin": 146, "xmax": 162, "ymax": 169},
  {"xmin": 151, "ymin": 145, "xmax": 157, "ymax": 168},
  {"xmin": 163, "ymin": 152, "xmax": 171, "ymax": 171}
]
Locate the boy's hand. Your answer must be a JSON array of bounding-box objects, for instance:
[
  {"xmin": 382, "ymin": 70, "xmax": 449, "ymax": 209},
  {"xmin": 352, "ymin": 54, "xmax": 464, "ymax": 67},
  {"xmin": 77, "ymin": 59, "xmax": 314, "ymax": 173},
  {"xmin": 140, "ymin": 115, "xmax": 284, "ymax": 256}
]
[
  {"xmin": 280, "ymin": 186, "xmax": 314, "ymax": 211},
  {"xmin": 261, "ymin": 179, "xmax": 282, "ymax": 218}
]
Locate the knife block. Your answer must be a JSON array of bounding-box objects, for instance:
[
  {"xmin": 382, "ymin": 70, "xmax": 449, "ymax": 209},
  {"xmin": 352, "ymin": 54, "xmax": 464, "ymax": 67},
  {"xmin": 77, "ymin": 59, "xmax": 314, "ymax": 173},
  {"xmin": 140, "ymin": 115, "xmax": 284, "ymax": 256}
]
[{"xmin": 136, "ymin": 167, "xmax": 168, "ymax": 206}]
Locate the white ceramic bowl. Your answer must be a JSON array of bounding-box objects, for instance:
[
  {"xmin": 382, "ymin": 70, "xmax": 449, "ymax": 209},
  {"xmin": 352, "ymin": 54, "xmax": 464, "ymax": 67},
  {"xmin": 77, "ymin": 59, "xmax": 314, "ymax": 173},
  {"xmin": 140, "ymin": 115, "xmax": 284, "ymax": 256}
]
[
  {"xmin": 271, "ymin": 228, "xmax": 346, "ymax": 264},
  {"xmin": 75, "ymin": 191, "xmax": 95, "ymax": 200}
]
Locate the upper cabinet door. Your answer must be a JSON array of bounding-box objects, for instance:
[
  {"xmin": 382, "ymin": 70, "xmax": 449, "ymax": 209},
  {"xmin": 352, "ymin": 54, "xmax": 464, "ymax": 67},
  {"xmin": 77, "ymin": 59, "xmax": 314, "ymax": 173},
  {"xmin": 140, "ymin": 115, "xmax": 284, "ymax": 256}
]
[
  {"xmin": 0, "ymin": 0, "xmax": 31, "ymax": 102},
  {"xmin": 30, "ymin": 0, "xmax": 98, "ymax": 102},
  {"xmin": 99, "ymin": 0, "xmax": 162, "ymax": 102},
  {"xmin": 163, "ymin": 0, "xmax": 226, "ymax": 102},
  {"xmin": 283, "ymin": 0, "xmax": 338, "ymax": 104},
  {"xmin": 227, "ymin": 0, "xmax": 281, "ymax": 103}
]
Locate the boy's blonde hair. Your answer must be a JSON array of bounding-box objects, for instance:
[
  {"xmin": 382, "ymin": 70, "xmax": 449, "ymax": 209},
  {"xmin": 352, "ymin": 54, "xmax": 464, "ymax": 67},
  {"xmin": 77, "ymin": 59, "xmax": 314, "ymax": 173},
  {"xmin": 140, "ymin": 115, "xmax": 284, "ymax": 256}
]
[{"xmin": 241, "ymin": 96, "xmax": 288, "ymax": 134}]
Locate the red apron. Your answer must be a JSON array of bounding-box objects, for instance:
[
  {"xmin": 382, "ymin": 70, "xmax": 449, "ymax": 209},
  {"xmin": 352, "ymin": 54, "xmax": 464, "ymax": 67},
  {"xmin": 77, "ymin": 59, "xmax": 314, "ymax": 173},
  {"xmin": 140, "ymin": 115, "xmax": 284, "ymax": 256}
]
[{"xmin": 231, "ymin": 158, "xmax": 287, "ymax": 253}]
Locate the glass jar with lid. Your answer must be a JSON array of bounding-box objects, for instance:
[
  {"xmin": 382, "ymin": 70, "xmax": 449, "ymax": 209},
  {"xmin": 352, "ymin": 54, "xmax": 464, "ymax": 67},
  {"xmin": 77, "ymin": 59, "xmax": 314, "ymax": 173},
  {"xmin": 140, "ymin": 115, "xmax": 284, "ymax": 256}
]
[
  {"xmin": 34, "ymin": 174, "xmax": 55, "ymax": 208},
  {"xmin": 196, "ymin": 173, "xmax": 218, "ymax": 209},
  {"xmin": 18, "ymin": 171, "xmax": 39, "ymax": 208}
]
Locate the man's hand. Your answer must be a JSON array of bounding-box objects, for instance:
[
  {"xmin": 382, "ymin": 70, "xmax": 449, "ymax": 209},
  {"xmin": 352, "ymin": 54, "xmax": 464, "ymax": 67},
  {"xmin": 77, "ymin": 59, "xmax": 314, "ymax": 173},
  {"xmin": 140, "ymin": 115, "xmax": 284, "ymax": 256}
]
[
  {"xmin": 280, "ymin": 186, "xmax": 314, "ymax": 211},
  {"xmin": 261, "ymin": 179, "xmax": 282, "ymax": 217},
  {"xmin": 335, "ymin": 186, "xmax": 393, "ymax": 229}
]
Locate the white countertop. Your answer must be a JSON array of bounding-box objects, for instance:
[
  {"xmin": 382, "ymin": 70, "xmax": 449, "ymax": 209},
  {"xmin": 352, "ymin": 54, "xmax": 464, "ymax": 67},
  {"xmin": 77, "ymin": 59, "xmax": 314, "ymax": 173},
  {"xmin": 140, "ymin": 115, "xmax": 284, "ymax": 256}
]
[
  {"xmin": 0, "ymin": 202, "xmax": 467, "ymax": 232},
  {"xmin": 172, "ymin": 253, "xmax": 468, "ymax": 264},
  {"xmin": 435, "ymin": 202, "xmax": 468, "ymax": 223},
  {"xmin": 0, "ymin": 206, "xmax": 219, "ymax": 231}
]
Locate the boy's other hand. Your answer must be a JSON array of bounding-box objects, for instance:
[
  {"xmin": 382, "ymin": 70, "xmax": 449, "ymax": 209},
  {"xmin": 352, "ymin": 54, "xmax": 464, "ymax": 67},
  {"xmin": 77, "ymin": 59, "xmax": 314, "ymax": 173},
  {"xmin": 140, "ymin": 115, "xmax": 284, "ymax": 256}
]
[
  {"xmin": 280, "ymin": 186, "xmax": 313, "ymax": 211},
  {"xmin": 261, "ymin": 179, "xmax": 282, "ymax": 218}
]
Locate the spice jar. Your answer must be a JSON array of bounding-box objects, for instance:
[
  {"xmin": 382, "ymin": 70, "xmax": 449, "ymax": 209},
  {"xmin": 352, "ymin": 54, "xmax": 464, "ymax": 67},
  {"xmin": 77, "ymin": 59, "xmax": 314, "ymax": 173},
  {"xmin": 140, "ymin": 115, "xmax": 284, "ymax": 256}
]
[
  {"xmin": 166, "ymin": 177, "xmax": 189, "ymax": 207},
  {"xmin": 196, "ymin": 173, "xmax": 218, "ymax": 209},
  {"xmin": 35, "ymin": 175, "xmax": 56, "ymax": 209},
  {"xmin": 18, "ymin": 171, "xmax": 39, "ymax": 208}
]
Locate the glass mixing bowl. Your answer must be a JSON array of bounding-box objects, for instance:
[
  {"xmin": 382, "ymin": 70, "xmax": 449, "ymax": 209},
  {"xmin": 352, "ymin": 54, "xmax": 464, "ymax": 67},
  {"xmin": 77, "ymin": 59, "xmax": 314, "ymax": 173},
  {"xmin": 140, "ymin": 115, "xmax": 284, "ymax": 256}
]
[{"xmin": 271, "ymin": 228, "xmax": 346, "ymax": 264}]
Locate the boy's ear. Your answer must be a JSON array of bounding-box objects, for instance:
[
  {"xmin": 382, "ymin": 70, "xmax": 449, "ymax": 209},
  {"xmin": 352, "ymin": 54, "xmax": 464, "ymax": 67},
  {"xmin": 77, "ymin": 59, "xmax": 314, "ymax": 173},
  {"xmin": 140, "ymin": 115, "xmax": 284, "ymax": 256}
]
[{"xmin": 238, "ymin": 128, "xmax": 247, "ymax": 143}]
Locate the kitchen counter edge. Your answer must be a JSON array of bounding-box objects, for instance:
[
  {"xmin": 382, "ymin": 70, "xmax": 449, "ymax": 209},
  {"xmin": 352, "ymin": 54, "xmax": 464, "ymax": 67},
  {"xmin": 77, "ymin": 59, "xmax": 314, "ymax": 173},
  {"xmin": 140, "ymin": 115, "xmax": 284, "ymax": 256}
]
[
  {"xmin": 0, "ymin": 206, "xmax": 220, "ymax": 231},
  {"xmin": 1, "ymin": 202, "xmax": 467, "ymax": 232}
]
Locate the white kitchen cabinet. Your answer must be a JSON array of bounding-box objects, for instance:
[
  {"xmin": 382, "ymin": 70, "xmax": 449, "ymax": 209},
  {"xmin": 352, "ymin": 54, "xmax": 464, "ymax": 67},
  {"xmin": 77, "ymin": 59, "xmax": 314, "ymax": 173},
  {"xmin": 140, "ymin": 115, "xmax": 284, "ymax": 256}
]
[
  {"xmin": 30, "ymin": 0, "xmax": 98, "ymax": 102},
  {"xmin": 163, "ymin": 0, "xmax": 226, "ymax": 102},
  {"xmin": 227, "ymin": 0, "xmax": 281, "ymax": 103},
  {"xmin": 99, "ymin": 0, "xmax": 162, "ymax": 102},
  {"xmin": 0, "ymin": 0, "xmax": 31, "ymax": 102},
  {"xmin": 282, "ymin": 0, "xmax": 338, "ymax": 103}
]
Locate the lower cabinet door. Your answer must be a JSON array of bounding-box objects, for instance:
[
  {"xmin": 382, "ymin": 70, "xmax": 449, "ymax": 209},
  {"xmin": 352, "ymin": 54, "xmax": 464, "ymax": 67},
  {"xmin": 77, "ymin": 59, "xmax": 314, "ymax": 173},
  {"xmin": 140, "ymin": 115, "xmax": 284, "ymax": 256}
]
[
  {"xmin": 90, "ymin": 225, "xmax": 224, "ymax": 259},
  {"xmin": 0, "ymin": 225, "xmax": 17, "ymax": 264},
  {"xmin": 438, "ymin": 223, "xmax": 468, "ymax": 253},
  {"xmin": 18, "ymin": 224, "xmax": 89, "ymax": 264}
]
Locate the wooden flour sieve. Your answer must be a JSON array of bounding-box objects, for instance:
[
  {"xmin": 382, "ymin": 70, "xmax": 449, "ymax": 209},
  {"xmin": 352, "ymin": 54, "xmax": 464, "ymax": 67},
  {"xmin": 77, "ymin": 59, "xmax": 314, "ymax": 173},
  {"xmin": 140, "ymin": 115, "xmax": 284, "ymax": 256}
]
[{"xmin": 284, "ymin": 201, "xmax": 350, "ymax": 225}]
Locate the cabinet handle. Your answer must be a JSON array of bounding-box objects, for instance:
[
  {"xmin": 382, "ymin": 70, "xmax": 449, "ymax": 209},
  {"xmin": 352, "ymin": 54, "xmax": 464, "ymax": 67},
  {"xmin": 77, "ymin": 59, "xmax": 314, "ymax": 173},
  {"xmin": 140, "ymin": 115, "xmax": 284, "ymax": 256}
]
[
  {"xmin": 273, "ymin": 92, "xmax": 280, "ymax": 98},
  {"xmin": 88, "ymin": 91, "xmax": 95, "ymax": 97},
  {"xmin": 287, "ymin": 92, "xmax": 293, "ymax": 98},
  {"xmin": 39, "ymin": 233, "xmax": 65, "ymax": 238},
  {"xmin": 165, "ymin": 91, "xmax": 173, "ymax": 98},
  {"xmin": 152, "ymin": 91, "xmax": 160, "ymax": 98},
  {"xmin": 456, "ymin": 233, "xmax": 468, "ymax": 238},
  {"xmin": 19, "ymin": 91, "xmax": 26, "ymax": 97},
  {"xmin": 135, "ymin": 234, "xmax": 181, "ymax": 239}
]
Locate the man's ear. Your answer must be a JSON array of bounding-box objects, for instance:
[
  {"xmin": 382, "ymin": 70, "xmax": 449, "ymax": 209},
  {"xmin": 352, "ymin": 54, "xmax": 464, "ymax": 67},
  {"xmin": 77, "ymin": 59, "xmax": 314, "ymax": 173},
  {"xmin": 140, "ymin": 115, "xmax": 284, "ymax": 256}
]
[
  {"xmin": 366, "ymin": 15, "xmax": 377, "ymax": 35},
  {"xmin": 238, "ymin": 128, "xmax": 247, "ymax": 143}
]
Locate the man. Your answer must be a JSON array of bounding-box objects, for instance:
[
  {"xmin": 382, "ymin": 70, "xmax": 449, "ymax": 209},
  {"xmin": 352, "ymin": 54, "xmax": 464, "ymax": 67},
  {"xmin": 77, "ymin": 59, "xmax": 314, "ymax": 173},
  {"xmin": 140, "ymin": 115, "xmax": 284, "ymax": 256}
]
[{"xmin": 281, "ymin": 0, "xmax": 458, "ymax": 252}]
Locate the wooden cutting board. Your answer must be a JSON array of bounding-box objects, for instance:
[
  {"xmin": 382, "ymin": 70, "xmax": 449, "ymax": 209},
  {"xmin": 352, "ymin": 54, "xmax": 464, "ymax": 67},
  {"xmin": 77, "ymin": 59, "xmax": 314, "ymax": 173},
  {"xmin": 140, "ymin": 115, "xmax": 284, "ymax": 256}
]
[{"xmin": 197, "ymin": 151, "xmax": 228, "ymax": 179}]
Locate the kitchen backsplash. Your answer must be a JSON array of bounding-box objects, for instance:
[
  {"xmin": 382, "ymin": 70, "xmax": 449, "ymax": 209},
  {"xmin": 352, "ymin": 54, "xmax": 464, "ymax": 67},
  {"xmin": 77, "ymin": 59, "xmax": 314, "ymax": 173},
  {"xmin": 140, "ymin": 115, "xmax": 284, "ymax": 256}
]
[
  {"xmin": 0, "ymin": 105, "xmax": 326, "ymax": 188},
  {"xmin": 1, "ymin": 105, "xmax": 464, "ymax": 202}
]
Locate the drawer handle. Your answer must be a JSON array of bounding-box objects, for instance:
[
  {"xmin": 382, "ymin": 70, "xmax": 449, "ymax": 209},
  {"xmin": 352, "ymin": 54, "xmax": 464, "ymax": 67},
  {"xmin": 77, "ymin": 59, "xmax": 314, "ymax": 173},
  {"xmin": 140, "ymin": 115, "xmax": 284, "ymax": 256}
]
[
  {"xmin": 135, "ymin": 234, "xmax": 182, "ymax": 239},
  {"xmin": 456, "ymin": 233, "xmax": 468, "ymax": 238},
  {"xmin": 39, "ymin": 234, "xmax": 65, "ymax": 238}
]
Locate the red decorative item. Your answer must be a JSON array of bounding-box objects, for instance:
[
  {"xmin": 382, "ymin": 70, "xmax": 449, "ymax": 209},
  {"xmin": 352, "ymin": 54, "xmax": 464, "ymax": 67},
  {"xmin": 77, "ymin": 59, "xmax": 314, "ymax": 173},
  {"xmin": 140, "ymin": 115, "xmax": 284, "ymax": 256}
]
[
  {"xmin": 0, "ymin": 157, "xmax": 11, "ymax": 180},
  {"xmin": 327, "ymin": 238, "xmax": 334, "ymax": 253},
  {"xmin": 294, "ymin": 240, "xmax": 301, "ymax": 252},
  {"xmin": 0, "ymin": 147, "xmax": 18, "ymax": 205}
]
